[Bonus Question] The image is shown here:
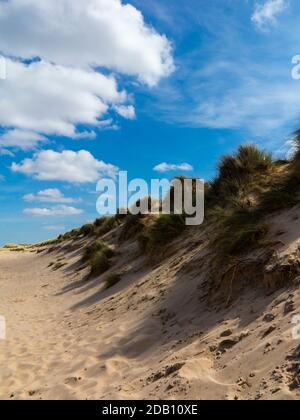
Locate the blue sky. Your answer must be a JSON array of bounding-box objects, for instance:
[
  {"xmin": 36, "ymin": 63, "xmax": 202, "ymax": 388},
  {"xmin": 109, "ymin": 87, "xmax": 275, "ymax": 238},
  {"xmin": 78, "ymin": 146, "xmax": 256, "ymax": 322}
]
[{"xmin": 1, "ymin": 0, "xmax": 300, "ymax": 245}]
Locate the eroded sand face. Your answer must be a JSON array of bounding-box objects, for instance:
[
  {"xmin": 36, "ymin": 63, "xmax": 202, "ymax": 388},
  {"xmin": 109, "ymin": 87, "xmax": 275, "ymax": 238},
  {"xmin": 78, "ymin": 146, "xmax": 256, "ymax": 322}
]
[{"xmin": 0, "ymin": 244, "xmax": 300, "ymax": 400}]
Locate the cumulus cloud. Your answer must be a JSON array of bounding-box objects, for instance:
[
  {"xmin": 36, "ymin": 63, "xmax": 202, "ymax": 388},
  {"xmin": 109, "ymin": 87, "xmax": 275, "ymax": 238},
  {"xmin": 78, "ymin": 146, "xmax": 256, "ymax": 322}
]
[
  {"xmin": 0, "ymin": 129, "xmax": 48, "ymax": 151},
  {"xmin": 12, "ymin": 149, "xmax": 118, "ymax": 183},
  {"xmin": 153, "ymin": 162, "xmax": 194, "ymax": 173},
  {"xmin": 0, "ymin": 0, "xmax": 173, "ymax": 147},
  {"xmin": 23, "ymin": 205, "xmax": 83, "ymax": 217},
  {"xmin": 252, "ymin": 0, "xmax": 288, "ymax": 29},
  {"xmin": 0, "ymin": 0, "xmax": 173, "ymax": 87},
  {"xmin": 0, "ymin": 59, "xmax": 128, "ymax": 137},
  {"xmin": 23, "ymin": 188, "xmax": 80, "ymax": 204}
]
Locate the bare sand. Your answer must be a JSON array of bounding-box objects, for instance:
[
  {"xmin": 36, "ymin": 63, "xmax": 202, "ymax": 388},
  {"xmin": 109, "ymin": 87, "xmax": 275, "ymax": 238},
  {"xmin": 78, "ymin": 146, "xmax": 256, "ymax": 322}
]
[{"xmin": 1, "ymin": 230, "xmax": 300, "ymax": 399}]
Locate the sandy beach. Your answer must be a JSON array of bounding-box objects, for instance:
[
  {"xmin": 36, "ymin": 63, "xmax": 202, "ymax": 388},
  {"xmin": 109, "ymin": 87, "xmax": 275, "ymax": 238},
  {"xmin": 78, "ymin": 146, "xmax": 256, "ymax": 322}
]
[{"xmin": 1, "ymin": 227, "xmax": 300, "ymax": 400}]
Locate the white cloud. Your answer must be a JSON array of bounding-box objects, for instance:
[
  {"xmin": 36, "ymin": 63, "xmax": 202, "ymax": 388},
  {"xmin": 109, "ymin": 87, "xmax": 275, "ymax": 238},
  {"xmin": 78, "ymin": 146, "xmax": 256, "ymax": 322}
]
[
  {"xmin": 0, "ymin": 129, "xmax": 47, "ymax": 151},
  {"xmin": 153, "ymin": 162, "xmax": 194, "ymax": 173},
  {"xmin": 0, "ymin": 59, "xmax": 128, "ymax": 137},
  {"xmin": 12, "ymin": 149, "xmax": 118, "ymax": 183},
  {"xmin": 23, "ymin": 205, "xmax": 83, "ymax": 217},
  {"xmin": 184, "ymin": 81, "xmax": 300, "ymax": 134},
  {"xmin": 115, "ymin": 105, "xmax": 136, "ymax": 120},
  {"xmin": 23, "ymin": 188, "xmax": 80, "ymax": 204},
  {"xmin": 252, "ymin": 0, "xmax": 288, "ymax": 30},
  {"xmin": 150, "ymin": 52, "xmax": 300, "ymax": 141},
  {"xmin": 0, "ymin": 0, "xmax": 174, "ymax": 86},
  {"xmin": 43, "ymin": 225, "xmax": 66, "ymax": 231},
  {"xmin": 0, "ymin": 149, "xmax": 14, "ymax": 157},
  {"xmin": 0, "ymin": 1, "xmax": 173, "ymax": 147}
]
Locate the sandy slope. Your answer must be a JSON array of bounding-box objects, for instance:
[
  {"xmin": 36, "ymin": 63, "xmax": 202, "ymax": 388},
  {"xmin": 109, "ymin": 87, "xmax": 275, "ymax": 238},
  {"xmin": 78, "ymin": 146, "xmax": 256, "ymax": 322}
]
[{"xmin": 1, "ymin": 227, "xmax": 300, "ymax": 400}]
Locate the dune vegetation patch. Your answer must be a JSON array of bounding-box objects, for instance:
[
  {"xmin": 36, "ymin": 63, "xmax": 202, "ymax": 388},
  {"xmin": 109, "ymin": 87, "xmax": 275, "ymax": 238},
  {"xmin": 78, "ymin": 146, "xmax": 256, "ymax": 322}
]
[
  {"xmin": 82, "ymin": 240, "xmax": 114, "ymax": 277},
  {"xmin": 49, "ymin": 139, "xmax": 300, "ymax": 293},
  {"xmin": 138, "ymin": 214, "xmax": 186, "ymax": 255},
  {"xmin": 103, "ymin": 272, "xmax": 122, "ymax": 290},
  {"xmin": 119, "ymin": 214, "xmax": 145, "ymax": 243}
]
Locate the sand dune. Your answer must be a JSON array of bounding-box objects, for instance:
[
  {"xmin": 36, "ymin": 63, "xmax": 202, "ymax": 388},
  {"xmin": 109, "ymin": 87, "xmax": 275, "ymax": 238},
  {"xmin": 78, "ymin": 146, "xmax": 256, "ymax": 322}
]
[{"xmin": 1, "ymin": 218, "xmax": 300, "ymax": 400}]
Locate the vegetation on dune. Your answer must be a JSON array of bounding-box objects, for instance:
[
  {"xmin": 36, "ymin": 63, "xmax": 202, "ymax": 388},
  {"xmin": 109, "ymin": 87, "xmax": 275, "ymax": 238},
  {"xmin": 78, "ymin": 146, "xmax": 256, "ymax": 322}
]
[
  {"xmin": 52, "ymin": 261, "xmax": 67, "ymax": 271},
  {"xmin": 56, "ymin": 216, "xmax": 122, "ymax": 244},
  {"xmin": 82, "ymin": 240, "xmax": 114, "ymax": 262},
  {"xmin": 80, "ymin": 223, "xmax": 95, "ymax": 237},
  {"xmin": 52, "ymin": 137, "xmax": 300, "ymax": 271},
  {"xmin": 94, "ymin": 216, "xmax": 120, "ymax": 236},
  {"xmin": 54, "ymin": 180, "xmax": 195, "ymax": 251},
  {"xmin": 82, "ymin": 240, "xmax": 114, "ymax": 277},
  {"xmin": 253, "ymin": 135, "xmax": 300, "ymax": 216},
  {"xmin": 119, "ymin": 214, "xmax": 145, "ymax": 243},
  {"xmin": 90, "ymin": 251, "xmax": 111, "ymax": 276},
  {"xmin": 258, "ymin": 187, "xmax": 298, "ymax": 214},
  {"xmin": 18, "ymin": 134, "xmax": 300, "ymax": 304},
  {"xmin": 152, "ymin": 145, "xmax": 266, "ymax": 268},
  {"xmin": 139, "ymin": 214, "xmax": 186, "ymax": 254},
  {"xmin": 206, "ymin": 139, "xmax": 300, "ymax": 292},
  {"xmin": 103, "ymin": 272, "xmax": 122, "ymax": 290},
  {"xmin": 57, "ymin": 229, "xmax": 80, "ymax": 243},
  {"xmin": 212, "ymin": 208, "xmax": 270, "ymax": 258},
  {"xmin": 206, "ymin": 144, "xmax": 274, "ymax": 207}
]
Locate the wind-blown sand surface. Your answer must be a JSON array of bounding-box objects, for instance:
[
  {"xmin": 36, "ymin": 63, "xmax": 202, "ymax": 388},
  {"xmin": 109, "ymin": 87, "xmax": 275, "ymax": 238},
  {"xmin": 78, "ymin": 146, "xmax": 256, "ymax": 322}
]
[{"xmin": 1, "ymin": 228, "xmax": 300, "ymax": 400}]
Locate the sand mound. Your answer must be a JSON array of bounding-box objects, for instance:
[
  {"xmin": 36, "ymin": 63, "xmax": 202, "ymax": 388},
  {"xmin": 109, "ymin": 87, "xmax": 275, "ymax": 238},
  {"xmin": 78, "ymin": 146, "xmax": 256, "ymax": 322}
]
[{"xmin": 1, "ymin": 205, "xmax": 300, "ymax": 400}]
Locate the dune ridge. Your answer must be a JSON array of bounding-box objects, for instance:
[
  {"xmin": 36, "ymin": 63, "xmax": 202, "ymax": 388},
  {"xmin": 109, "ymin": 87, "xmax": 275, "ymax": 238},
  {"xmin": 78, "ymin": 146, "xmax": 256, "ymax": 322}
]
[
  {"xmin": 1, "ymin": 205, "xmax": 300, "ymax": 400},
  {"xmin": 2, "ymin": 144, "xmax": 300, "ymax": 400}
]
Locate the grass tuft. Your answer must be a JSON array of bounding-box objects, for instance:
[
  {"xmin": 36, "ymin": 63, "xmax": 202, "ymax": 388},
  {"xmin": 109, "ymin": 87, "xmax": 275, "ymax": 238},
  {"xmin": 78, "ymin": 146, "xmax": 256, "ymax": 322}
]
[
  {"xmin": 82, "ymin": 240, "xmax": 114, "ymax": 277},
  {"xmin": 90, "ymin": 252, "xmax": 110, "ymax": 276},
  {"xmin": 80, "ymin": 223, "xmax": 95, "ymax": 236},
  {"xmin": 119, "ymin": 214, "xmax": 144, "ymax": 243},
  {"xmin": 141, "ymin": 214, "xmax": 186, "ymax": 253},
  {"xmin": 82, "ymin": 240, "xmax": 114, "ymax": 262},
  {"xmin": 103, "ymin": 273, "xmax": 122, "ymax": 290}
]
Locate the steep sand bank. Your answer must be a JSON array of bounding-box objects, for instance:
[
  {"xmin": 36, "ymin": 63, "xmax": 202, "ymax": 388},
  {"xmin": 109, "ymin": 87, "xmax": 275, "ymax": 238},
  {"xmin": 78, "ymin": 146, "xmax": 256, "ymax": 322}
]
[{"xmin": 1, "ymin": 239, "xmax": 300, "ymax": 400}]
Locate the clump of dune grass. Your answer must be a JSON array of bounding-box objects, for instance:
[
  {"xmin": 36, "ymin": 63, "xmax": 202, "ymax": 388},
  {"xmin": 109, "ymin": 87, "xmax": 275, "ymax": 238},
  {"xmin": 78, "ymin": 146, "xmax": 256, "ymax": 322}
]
[
  {"xmin": 138, "ymin": 214, "xmax": 186, "ymax": 254},
  {"xmin": 80, "ymin": 223, "xmax": 95, "ymax": 237},
  {"xmin": 82, "ymin": 240, "xmax": 114, "ymax": 276},
  {"xmin": 52, "ymin": 261, "xmax": 67, "ymax": 271},
  {"xmin": 57, "ymin": 216, "xmax": 120, "ymax": 243},
  {"xmin": 211, "ymin": 191, "xmax": 271, "ymax": 259},
  {"xmin": 53, "ymin": 214, "xmax": 123, "ymax": 246},
  {"xmin": 103, "ymin": 273, "xmax": 121, "ymax": 290},
  {"xmin": 82, "ymin": 240, "xmax": 114, "ymax": 262},
  {"xmin": 253, "ymin": 133, "xmax": 300, "ymax": 216},
  {"xmin": 4, "ymin": 243, "xmax": 26, "ymax": 251},
  {"xmin": 90, "ymin": 252, "xmax": 110, "ymax": 276},
  {"xmin": 206, "ymin": 144, "xmax": 274, "ymax": 207},
  {"xmin": 150, "ymin": 214, "xmax": 186, "ymax": 246},
  {"xmin": 237, "ymin": 144, "xmax": 273, "ymax": 172},
  {"xmin": 95, "ymin": 216, "xmax": 119, "ymax": 236},
  {"xmin": 207, "ymin": 145, "xmax": 275, "ymax": 263},
  {"xmin": 119, "ymin": 214, "xmax": 145, "ymax": 243},
  {"xmin": 3, "ymin": 243, "xmax": 19, "ymax": 249},
  {"xmin": 57, "ymin": 229, "xmax": 80, "ymax": 242},
  {"xmin": 137, "ymin": 232, "xmax": 150, "ymax": 254},
  {"xmin": 10, "ymin": 247, "xmax": 25, "ymax": 252},
  {"xmin": 214, "ymin": 216, "xmax": 269, "ymax": 257},
  {"xmin": 258, "ymin": 187, "xmax": 299, "ymax": 214},
  {"xmin": 65, "ymin": 229, "xmax": 80, "ymax": 241},
  {"xmin": 206, "ymin": 137, "xmax": 300, "ymax": 297}
]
